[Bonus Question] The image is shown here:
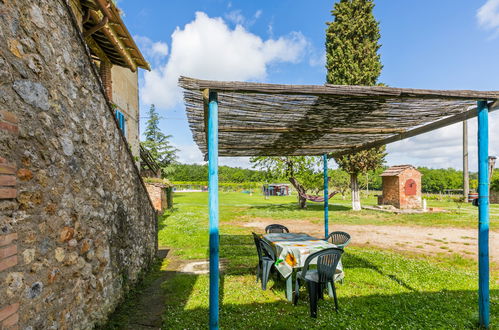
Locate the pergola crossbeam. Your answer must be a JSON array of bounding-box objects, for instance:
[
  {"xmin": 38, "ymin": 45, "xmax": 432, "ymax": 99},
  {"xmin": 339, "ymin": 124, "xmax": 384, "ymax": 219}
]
[
  {"xmin": 331, "ymin": 102, "xmax": 498, "ymax": 157},
  {"xmin": 217, "ymin": 126, "xmax": 406, "ymax": 134},
  {"xmin": 191, "ymin": 77, "xmax": 499, "ymax": 100}
]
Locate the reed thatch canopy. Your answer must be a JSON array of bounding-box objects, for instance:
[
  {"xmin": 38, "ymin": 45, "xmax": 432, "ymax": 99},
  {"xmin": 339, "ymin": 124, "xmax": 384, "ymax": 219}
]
[{"xmin": 179, "ymin": 76, "xmax": 499, "ymax": 158}]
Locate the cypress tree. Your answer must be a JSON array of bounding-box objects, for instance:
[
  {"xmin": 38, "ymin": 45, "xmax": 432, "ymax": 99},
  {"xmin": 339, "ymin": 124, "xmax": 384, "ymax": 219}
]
[{"xmin": 326, "ymin": 0, "xmax": 386, "ymax": 211}]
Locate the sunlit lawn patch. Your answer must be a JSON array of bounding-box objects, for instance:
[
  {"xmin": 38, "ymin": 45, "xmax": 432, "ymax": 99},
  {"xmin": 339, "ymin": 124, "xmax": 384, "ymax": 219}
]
[{"xmin": 158, "ymin": 193, "xmax": 498, "ymax": 329}]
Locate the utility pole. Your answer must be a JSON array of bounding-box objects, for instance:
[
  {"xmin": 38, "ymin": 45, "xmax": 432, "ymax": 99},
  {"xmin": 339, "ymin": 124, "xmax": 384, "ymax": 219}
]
[{"xmin": 463, "ymin": 120, "xmax": 469, "ymax": 200}]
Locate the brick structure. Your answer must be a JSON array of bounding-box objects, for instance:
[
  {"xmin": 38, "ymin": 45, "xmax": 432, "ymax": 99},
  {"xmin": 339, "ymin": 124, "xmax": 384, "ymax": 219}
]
[
  {"xmin": 0, "ymin": 109, "xmax": 19, "ymax": 329},
  {"xmin": 145, "ymin": 183, "xmax": 167, "ymax": 212},
  {"xmin": 379, "ymin": 165, "xmax": 422, "ymax": 209},
  {"xmin": 99, "ymin": 61, "xmax": 113, "ymax": 101}
]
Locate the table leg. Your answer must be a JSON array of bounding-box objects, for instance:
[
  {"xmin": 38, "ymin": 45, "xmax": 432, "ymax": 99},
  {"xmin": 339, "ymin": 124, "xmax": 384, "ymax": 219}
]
[{"xmin": 286, "ymin": 273, "xmax": 293, "ymax": 301}]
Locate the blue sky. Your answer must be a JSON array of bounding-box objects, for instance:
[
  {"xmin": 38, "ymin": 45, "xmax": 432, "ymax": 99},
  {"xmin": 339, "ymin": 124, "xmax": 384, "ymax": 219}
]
[{"xmin": 118, "ymin": 0, "xmax": 499, "ymax": 170}]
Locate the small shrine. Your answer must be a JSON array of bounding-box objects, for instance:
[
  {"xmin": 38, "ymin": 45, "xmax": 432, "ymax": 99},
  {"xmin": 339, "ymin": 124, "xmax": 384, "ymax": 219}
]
[{"xmin": 379, "ymin": 165, "xmax": 422, "ymax": 209}]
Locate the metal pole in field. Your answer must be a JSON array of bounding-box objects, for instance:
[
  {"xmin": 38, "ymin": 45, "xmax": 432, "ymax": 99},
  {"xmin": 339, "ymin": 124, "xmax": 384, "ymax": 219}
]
[
  {"xmin": 477, "ymin": 100, "xmax": 490, "ymax": 328},
  {"xmin": 208, "ymin": 91, "xmax": 219, "ymax": 330},
  {"xmin": 323, "ymin": 154, "xmax": 329, "ymax": 239}
]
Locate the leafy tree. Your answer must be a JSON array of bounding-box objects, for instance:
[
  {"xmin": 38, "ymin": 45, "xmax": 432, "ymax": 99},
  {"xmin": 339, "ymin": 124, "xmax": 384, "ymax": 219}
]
[
  {"xmin": 329, "ymin": 169, "xmax": 350, "ymax": 199},
  {"xmin": 141, "ymin": 104, "xmax": 178, "ymax": 173},
  {"xmin": 326, "ymin": 0, "xmax": 385, "ymax": 210},
  {"xmin": 168, "ymin": 164, "xmax": 267, "ymax": 183},
  {"xmin": 250, "ymin": 156, "xmax": 323, "ymax": 208}
]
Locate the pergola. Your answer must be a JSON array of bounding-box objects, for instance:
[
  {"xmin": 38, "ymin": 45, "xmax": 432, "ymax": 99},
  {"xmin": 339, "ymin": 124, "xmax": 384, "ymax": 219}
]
[{"xmin": 179, "ymin": 76, "xmax": 497, "ymax": 329}]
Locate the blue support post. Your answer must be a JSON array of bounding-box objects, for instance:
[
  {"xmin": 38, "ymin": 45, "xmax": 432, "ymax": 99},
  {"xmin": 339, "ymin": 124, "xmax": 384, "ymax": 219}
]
[
  {"xmin": 323, "ymin": 154, "xmax": 329, "ymax": 239},
  {"xmin": 208, "ymin": 91, "xmax": 219, "ymax": 330},
  {"xmin": 477, "ymin": 100, "xmax": 490, "ymax": 328}
]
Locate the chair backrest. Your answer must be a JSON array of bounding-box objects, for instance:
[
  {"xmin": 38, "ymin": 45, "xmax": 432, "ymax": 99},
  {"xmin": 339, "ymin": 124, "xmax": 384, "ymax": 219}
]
[
  {"xmin": 252, "ymin": 232, "xmax": 263, "ymax": 261},
  {"xmin": 259, "ymin": 239, "xmax": 276, "ymax": 261},
  {"xmin": 300, "ymin": 248, "xmax": 343, "ymax": 283},
  {"xmin": 265, "ymin": 224, "xmax": 289, "ymax": 233},
  {"xmin": 327, "ymin": 231, "xmax": 351, "ymax": 247}
]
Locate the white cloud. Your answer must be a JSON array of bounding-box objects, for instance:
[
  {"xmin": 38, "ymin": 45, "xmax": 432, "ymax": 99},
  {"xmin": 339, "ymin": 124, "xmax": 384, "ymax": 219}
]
[
  {"xmin": 225, "ymin": 9, "xmax": 263, "ymax": 27},
  {"xmin": 141, "ymin": 11, "xmax": 308, "ymax": 109},
  {"xmin": 477, "ymin": 0, "xmax": 499, "ymax": 31},
  {"xmin": 386, "ymin": 111, "xmax": 499, "ymax": 171},
  {"xmin": 225, "ymin": 10, "xmax": 245, "ymax": 26},
  {"xmin": 175, "ymin": 143, "xmax": 204, "ymax": 164},
  {"xmin": 134, "ymin": 36, "xmax": 169, "ymax": 66}
]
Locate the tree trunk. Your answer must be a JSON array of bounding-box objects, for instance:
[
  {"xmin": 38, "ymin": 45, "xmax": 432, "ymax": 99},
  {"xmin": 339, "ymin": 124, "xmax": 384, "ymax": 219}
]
[
  {"xmin": 350, "ymin": 173, "xmax": 361, "ymax": 211},
  {"xmin": 289, "ymin": 177, "xmax": 307, "ymax": 209},
  {"xmin": 298, "ymin": 195, "xmax": 307, "ymax": 209}
]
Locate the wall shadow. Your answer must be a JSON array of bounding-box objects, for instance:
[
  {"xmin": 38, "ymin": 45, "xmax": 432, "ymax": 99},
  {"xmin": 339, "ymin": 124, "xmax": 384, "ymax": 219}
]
[
  {"xmin": 163, "ymin": 289, "xmax": 497, "ymax": 329},
  {"xmin": 101, "ymin": 248, "xmax": 199, "ymax": 329}
]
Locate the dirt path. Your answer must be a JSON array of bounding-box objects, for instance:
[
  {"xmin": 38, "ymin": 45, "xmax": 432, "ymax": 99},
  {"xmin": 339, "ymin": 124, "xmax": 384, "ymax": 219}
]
[{"xmin": 240, "ymin": 219, "xmax": 499, "ymax": 266}]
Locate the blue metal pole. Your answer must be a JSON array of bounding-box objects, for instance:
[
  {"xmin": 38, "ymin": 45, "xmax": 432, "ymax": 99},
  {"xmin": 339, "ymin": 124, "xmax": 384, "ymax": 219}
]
[
  {"xmin": 208, "ymin": 91, "xmax": 219, "ymax": 330},
  {"xmin": 323, "ymin": 154, "xmax": 329, "ymax": 239},
  {"xmin": 477, "ymin": 100, "xmax": 490, "ymax": 328}
]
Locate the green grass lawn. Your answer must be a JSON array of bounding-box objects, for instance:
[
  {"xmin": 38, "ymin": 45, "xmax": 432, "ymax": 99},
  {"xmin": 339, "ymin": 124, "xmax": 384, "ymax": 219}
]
[
  {"xmin": 162, "ymin": 191, "xmax": 499, "ymax": 231},
  {"xmin": 156, "ymin": 192, "xmax": 498, "ymax": 329}
]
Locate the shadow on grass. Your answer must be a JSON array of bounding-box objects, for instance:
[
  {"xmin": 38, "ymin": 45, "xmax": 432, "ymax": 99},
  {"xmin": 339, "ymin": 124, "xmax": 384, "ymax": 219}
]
[
  {"xmin": 162, "ymin": 289, "xmax": 496, "ymax": 329},
  {"xmin": 219, "ymin": 235, "xmax": 417, "ymax": 290},
  {"xmin": 158, "ymin": 208, "xmax": 178, "ymax": 231},
  {"xmin": 248, "ymin": 202, "xmax": 350, "ymax": 212},
  {"xmin": 101, "ymin": 249, "xmax": 200, "ymax": 329},
  {"xmin": 104, "ymin": 234, "xmax": 494, "ymax": 329},
  {"xmin": 345, "ymin": 253, "xmax": 416, "ymax": 292}
]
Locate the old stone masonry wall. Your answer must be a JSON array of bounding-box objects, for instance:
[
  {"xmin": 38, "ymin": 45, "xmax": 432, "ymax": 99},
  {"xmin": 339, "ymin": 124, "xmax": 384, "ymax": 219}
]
[{"xmin": 0, "ymin": 1, "xmax": 157, "ymax": 328}]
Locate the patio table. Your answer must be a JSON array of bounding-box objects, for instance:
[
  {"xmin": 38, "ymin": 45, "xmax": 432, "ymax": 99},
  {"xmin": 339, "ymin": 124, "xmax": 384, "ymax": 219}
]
[{"xmin": 262, "ymin": 232, "xmax": 344, "ymax": 301}]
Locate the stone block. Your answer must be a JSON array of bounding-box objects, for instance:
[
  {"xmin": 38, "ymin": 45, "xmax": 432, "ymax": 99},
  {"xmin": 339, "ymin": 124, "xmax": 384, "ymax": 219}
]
[
  {"xmin": 16, "ymin": 169, "xmax": 32, "ymax": 181},
  {"xmin": 12, "ymin": 80, "xmax": 49, "ymax": 111},
  {"xmin": 59, "ymin": 227, "xmax": 74, "ymax": 242}
]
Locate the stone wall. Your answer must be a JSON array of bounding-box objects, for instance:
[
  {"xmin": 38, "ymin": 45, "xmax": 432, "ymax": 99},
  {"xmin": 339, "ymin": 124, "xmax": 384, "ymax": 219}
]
[{"xmin": 0, "ymin": 1, "xmax": 157, "ymax": 328}]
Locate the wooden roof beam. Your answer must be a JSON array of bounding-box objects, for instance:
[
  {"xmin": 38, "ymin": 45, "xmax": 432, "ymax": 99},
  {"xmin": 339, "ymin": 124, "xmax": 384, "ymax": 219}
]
[
  {"xmin": 88, "ymin": 9, "xmax": 136, "ymax": 72},
  {"xmin": 84, "ymin": 35, "xmax": 111, "ymax": 63},
  {"xmin": 221, "ymin": 145, "xmax": 359, "ymax": 150}
]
